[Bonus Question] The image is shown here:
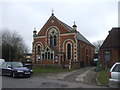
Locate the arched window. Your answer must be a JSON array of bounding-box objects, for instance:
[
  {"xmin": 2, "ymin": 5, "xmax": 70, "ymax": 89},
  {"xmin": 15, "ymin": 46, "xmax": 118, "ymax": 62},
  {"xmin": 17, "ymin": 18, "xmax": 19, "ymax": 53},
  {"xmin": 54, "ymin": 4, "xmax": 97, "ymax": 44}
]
[
  {"xmin": 49, "ymin": 29, "xmax": 57, "ymax": 46},
  {"xmin": 54, "ymin": 35, "xmax": 57, "ymax": 46},
  {"xmin": 48, "ymin": 52, "xmax": 50, "ymax": 59},
  {"xmin": 50, "ymin": 36, "xmax": 53, "ymax": 46},
  {"xmin": 37, "ymin": 46, "xmax": 40, "ymax": 54},
  {"xmin": 42, "ymin": 53, "xmax": 44, "ymax": 60},
  {"xmin": 51, "ymin": 53, "xmax": 53, "ymax": 59},
  {"xmin": 67, "ymin": 43, "xmax": 71, "ymax": 59},
  {"xmin": 45, "ymin": 52, "xmax": 47, "ymax": 59},
  {"xmin": 43, "ymin": 48, "xmax": 53, "ymax": 60}
]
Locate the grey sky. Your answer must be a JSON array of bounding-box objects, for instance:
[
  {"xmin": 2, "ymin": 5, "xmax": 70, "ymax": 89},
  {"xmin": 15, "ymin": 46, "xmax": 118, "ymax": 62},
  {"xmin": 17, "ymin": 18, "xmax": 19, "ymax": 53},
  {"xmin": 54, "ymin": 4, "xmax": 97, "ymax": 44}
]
[{"xmin": 0, "ymin": 0, "xmax": 119, "ymax": 53}]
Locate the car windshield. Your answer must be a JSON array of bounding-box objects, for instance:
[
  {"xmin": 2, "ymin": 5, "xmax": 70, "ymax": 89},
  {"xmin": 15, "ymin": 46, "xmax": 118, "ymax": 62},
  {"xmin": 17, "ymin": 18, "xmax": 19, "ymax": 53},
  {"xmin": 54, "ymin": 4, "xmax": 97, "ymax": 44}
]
[
  {"xmin": 113, "ymin": 64, "xmax": 120, "ymax": 72},
  {"xmin": 12, "ymin": 62, "xmax": 23, "ymax": 68}
]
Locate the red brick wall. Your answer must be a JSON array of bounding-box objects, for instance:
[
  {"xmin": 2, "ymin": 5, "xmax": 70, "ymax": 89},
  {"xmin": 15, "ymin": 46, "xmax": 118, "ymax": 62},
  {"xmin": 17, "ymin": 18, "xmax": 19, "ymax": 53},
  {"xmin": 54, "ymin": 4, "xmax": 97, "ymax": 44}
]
[
  {"xmin": 38, "ymin": 16, "xmax": 70, "ymax": 36},
  {"xmin": 78, "ymin": 41, "xmax": 95, "ymax": 66},
  {"xmin": 100, "ymin": 49, "xmax": 119, "ymax": 68}
]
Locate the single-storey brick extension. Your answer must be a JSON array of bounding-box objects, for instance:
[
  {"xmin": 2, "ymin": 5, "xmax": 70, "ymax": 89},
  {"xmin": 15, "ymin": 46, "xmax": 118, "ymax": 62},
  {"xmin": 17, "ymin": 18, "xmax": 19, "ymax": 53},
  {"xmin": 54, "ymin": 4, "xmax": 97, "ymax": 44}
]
[{"xmin": 100, "ymin": 27, "xmax": 120, "ymax": 68}]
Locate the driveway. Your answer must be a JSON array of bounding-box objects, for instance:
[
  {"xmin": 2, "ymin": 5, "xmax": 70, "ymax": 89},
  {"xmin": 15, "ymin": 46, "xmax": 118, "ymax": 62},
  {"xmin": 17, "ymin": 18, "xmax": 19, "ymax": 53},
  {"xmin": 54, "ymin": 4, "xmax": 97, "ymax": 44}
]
[
  {"xmin": 2, "ymin": 67, "xmax": 109, "ymax": 88},
  {"xmin": 44, "ymin": 67, "xmax": 97, "ymax": 85}
]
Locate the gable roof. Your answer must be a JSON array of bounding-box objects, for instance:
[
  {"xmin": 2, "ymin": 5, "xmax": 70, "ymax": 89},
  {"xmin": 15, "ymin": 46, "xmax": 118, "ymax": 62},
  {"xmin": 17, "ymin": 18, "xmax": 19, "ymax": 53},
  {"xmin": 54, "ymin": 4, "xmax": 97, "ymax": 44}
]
[
  {"xmin": 76, "ymin": 32, "xmax": 92, "ymax": 45},
  {"xmin": 53, "ymin": 15, "xmax": 92, "ymax": 45},
  {"xmin": 100, "ymin": 27, "xmax": 120, "ymax": 50},
  {"xmin": 37, "ymin": 14, "xmax": 93, "ymax": 46},
  {"xmin": 57, "ymin": 19, "xmax": 73, "ymax": 31}
]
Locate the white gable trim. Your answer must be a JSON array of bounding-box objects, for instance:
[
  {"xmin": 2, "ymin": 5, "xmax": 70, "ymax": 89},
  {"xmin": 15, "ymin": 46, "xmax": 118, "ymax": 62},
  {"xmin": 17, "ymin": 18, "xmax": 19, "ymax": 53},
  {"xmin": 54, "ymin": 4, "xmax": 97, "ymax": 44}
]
[
  {"xmin": 46, "ymin": 26, "xmax": 60, "ymax": 36},
  {"xmin": 34, "ymin": 41, "xmax": 44, "ymax": 50},
  {"xmin": 62, "ymin": 39, "xmax": 75, "ymax": 50}
]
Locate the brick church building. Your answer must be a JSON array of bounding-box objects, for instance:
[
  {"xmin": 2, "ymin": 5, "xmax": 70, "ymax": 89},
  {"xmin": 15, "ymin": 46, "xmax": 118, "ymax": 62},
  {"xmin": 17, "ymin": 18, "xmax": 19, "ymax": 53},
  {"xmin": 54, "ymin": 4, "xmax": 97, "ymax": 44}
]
[{"xmin": 32, "ymin": 13, "xmax": 95, "ymax": 68}]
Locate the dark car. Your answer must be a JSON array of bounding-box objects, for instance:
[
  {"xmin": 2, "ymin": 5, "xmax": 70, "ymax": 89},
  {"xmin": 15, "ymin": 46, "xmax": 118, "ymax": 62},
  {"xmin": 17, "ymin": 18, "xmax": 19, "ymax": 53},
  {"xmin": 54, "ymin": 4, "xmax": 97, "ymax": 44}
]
[
  {"xmin": 1, "ymin": 62, "xmax": 33, "ymax": 78},
  {"xmin": 23, "ymin": 63, "xmax": 32, "ymax": 70},
  {"xmin": 91, "ymin": 58, "xmax": 99, "ymax": 66}
]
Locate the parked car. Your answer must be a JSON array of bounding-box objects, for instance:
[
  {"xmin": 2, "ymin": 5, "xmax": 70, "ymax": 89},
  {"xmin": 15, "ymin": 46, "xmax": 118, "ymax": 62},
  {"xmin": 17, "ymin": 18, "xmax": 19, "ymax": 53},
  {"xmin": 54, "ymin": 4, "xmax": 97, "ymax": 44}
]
[
  {"xmin": 1, "ymin": 62, "xmax": 33, "ymax": 78},
  {"xmin": 0, "ymin": 59, "xmax": 5, "ymax": 75},
  {"xmin": 0, "ymin": 59, "xmax": 5, "ymax": 67},
  {"xmin": 23, "ymin": 63, "xmax": 33, "ymax": 70},
  {"xmin": 91, "ymin": 58, "xmax": 99, "ymax": 66},
  {"xmin": 109, "ymin": 62, "xmax": 120, "ymax": 88}
]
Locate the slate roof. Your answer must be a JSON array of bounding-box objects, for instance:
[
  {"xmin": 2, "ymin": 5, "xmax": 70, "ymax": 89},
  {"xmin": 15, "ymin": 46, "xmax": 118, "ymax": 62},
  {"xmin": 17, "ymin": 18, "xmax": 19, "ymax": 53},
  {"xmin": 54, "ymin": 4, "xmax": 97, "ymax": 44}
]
[
  {"xmin": 54, "ymin": 16, "xmax": 73, "ymax": 31},
  {"xmin": 53, "ymin": 15, "xmax": 92, "ymax": 45},
  {"xmin": 76, "ymin": 32, "xmax": 92, "ymax": 45},
  {"xmin": 100, "ymin": 27, "xmax": 120, "ymax": 50}
]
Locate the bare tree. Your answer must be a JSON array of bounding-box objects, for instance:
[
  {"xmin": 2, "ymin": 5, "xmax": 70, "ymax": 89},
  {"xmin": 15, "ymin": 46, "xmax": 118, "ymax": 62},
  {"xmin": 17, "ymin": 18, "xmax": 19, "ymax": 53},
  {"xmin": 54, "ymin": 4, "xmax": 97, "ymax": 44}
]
[
  {"xmin": 2, "ymin": 29, "xmax": 29, "ymax": 61},
  {"xmin": 93, "ymin": 40, "xmax": 104, "ymax": 52}
]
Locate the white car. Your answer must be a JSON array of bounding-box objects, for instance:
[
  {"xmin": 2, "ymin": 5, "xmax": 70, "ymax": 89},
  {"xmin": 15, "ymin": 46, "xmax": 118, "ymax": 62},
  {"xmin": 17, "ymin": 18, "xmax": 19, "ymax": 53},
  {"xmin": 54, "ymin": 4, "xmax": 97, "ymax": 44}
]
[
  {"xmin": 109, "ymin": 62, "xmax": 120, "ymax": 88},
  {"xmin": 0, "ymin": 59, "xmax": 5, "ymax": 67},
  {"xmin": 0, "ymin": 59, "xmax": 5, "ymax": 75}
]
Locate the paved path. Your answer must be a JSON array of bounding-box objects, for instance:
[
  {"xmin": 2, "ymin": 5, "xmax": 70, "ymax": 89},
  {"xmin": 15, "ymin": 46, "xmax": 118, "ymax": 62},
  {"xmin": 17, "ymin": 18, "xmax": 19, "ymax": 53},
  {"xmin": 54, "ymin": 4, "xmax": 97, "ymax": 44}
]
[{"xmin": 45, "ymin": 67, "xmax": 97, "ymax": 85}]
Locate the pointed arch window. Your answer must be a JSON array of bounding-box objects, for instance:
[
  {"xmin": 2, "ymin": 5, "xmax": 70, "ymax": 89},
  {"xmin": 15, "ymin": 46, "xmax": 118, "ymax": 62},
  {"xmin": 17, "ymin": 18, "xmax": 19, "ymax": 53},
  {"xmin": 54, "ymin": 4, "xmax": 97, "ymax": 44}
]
[
  {"xmin": 51, "ymin": 53, "xmax": 53, "ymax": 59},
  {"xmin": 37, "ymin": 46, "xmax": 40, "ymax": 54},
  {"xmin": 43, "ymin": 48, "xmax": 54, "ymax": 60},
  {"xmin": 45, "ymin": 52, "xmax": 47, "ymax": 59},
  {"xmin": 42, "ymin": 53, "xmax": 44, "ymax": 60},
  {"xmin": 49, "ymin": 29, "xmax": 57, "ymax": 46},
  {"xmin": 67, "ymin": 43, "xmax": 71, "ymax": 59},
  {"xmin": 48, "ymin": 52, "xmax": 50, "ymax": 59},
  {"xmin": 50, "ymin": 35, "xmax": 57, "ymax": 46},
  {"xmin": 50, "ymin": 36, "xmax": 53, "ymax": 46},
  {"xmin": 54, "ymin": 35, "xmax": 57, "ymax": 46}
]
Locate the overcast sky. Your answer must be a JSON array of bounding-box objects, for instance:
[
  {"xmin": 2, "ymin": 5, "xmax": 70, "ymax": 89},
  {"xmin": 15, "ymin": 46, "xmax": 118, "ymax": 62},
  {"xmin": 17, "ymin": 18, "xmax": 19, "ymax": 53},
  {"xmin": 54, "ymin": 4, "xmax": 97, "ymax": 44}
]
[{"xmin": 0, "ymin": 0, "xmax": 119, "ymax": 53}]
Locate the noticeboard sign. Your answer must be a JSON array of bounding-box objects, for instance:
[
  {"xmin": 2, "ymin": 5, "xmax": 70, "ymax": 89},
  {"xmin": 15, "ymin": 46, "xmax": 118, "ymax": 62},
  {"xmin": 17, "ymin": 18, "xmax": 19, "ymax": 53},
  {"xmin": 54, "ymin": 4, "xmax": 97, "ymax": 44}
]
[{"xmin": 54, "ymin": 56, "xmax": 59, "ymax": 62}]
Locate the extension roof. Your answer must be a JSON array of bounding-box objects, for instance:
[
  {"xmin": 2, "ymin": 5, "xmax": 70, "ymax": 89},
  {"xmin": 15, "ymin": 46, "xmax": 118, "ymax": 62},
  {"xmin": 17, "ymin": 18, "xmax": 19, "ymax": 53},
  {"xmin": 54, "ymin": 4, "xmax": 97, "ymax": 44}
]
[{"xmin": 100, "ymin": 27, "xmax": 120, "ymax": 50}]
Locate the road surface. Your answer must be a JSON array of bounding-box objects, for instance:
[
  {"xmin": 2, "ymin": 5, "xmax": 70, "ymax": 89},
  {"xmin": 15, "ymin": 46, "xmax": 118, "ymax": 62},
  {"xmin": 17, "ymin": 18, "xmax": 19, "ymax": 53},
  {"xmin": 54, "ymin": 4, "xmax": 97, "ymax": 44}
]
[{"xmin": 1, "ymin": 67, "xmax": 109, "ymax": 88}]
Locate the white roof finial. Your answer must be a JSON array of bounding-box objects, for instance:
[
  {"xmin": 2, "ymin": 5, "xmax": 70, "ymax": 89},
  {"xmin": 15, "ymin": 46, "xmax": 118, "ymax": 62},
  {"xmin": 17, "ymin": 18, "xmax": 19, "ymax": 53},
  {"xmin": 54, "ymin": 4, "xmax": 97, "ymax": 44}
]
[
  {"xmin": 51, "ymin": 8, "xmax": 54, "ymax": 15},
  {"xmin": 74, "ymin": 21, "xmax": 76, "ymax": 25}
]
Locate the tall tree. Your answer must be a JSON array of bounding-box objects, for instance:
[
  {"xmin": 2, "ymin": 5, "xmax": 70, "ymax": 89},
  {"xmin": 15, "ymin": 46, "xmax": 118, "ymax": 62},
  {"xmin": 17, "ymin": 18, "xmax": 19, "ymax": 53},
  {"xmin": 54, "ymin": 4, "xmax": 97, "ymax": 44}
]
[{"xmin": 2, "ymin": 29, "xmax": 29, "ymax": 61}]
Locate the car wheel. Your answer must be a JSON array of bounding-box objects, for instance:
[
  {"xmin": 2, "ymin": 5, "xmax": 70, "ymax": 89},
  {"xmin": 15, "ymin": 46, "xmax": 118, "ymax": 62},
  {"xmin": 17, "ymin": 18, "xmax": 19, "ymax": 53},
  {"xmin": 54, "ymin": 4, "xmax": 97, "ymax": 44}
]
[{"xmin": 12, "ymin": 72, "xmax": 16, "ymax": 78}]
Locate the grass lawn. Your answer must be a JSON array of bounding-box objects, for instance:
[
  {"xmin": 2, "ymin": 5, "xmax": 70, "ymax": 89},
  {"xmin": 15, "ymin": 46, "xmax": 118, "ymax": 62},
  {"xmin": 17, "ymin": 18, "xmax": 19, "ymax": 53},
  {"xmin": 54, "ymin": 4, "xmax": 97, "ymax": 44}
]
[
  {"xmin": 33, "ymin": 67, "xmax": 73, "ymax": 75},
  {"xmin": 96, "ymin": 70, "xmax": 109, "ymax": 85}
]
